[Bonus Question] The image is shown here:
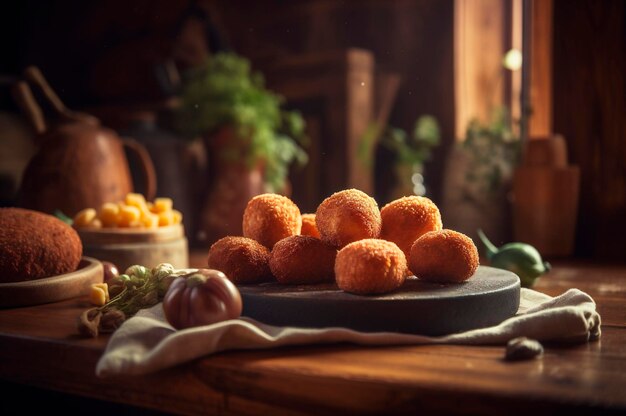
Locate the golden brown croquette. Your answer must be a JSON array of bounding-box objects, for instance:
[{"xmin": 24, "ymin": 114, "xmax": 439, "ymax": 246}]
[
  {"xmin": 269, "ymin": 235, "xmax": 337, "ymax": 284},
  {"xmin": 335, "ymin": 239, "xmax": 407, "ymax": 295},
  {"xmin": 380, "ymin": 196, "xmax": 443, "ymax": 258},
  {"xmin": 315, "ymin": 189, "xmax": 381, "ymax": 248},
  {"xmin": 300, "ymin": 213, "xmax": 320, "ymax": 238},
  {"xmin": 0, "ymin": 208, "xmax": 82, "ymax": 282},
  {"xmin": 242, "ymin": 193, "xmax": 301, "ymax": 248},
  {"xmin": 409, "ymin": 229, "xmax": 479, "ymax": 283},
  {"xmin": 208, "ymin": 236, "xmax": 273, "ymax": 284}
]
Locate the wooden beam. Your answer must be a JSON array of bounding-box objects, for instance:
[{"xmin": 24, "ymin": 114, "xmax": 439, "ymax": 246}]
[
  {"xmin": 511, "ymin": 0, "xmax": 523, "ymax": 134},
  {"xmin": 528, "ymin": 0, "xmax": 553, "ymax": 138},
  {"xmin": 454, "ymin": 0, "xmax": 506, "ymax": 140}
]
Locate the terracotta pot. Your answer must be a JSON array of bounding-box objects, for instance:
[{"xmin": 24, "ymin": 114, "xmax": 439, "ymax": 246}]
[
  {"xmin": 197, "ymin": 127, "xmax": 265, "ymax": 244},
  {"xmin": 512, "ymin": 136, "xmax": 580, "ymax": 257}
]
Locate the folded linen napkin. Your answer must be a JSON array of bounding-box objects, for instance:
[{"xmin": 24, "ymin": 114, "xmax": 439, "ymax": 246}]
[{"xmin": 96, "ymin": 288, "xmax": 601, "ymax": 377}]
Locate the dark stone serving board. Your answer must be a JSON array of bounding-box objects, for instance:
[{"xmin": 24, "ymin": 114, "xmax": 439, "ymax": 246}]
[{"xmin": 239, "ymin": 266, "xmax": 520, "ymax": 336}]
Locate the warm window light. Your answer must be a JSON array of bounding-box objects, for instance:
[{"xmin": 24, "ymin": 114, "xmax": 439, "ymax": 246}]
[{"xmin": 503, "ymin": 49, "xmax": 523, "ymax": 71}]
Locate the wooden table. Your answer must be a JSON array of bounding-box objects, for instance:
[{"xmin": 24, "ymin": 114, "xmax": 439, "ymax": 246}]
[{"xmin": 1, "ymin": 258, "xmax": 626, "ymax": 415}]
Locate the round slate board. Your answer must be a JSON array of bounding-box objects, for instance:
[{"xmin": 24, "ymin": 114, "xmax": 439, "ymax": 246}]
[{"xmin": 239, "ymin": 266, "xmax": 520, "ymax": 336}]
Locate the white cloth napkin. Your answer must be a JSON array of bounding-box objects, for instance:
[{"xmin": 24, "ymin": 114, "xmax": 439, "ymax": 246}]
[{"xmin": 96, "ymin": 288, "xmax": 601, "ymax": 377}]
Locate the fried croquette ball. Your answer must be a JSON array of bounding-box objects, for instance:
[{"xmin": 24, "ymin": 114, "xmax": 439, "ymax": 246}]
[
  {"xmin": 300, "ymin": 213, "xmax": 320, "ymax": 238},
  {"xmin": 335, "ymin": 239, "xmax": 407, "ymax": 295},
  {"xmin": 243, "ymin": 193, "xmax": 302, "ymax": 248},
  {"xmin": 269, "ymin": 235, "xmax": 337, "ymax": 284},
  {"xmin": 380, "ymin": 196, "xmax": 443, "ymax": 258},
  {"xmin": 409, "ymin": 229, "xmax": 479, "ymax": 283},
  {"xmin": 316, "ymin": 189, "xmax": 381, "ymax": 248},
  {"xmin": 208, "ymin": 236, "xmax": 273, "ymax": 284}
]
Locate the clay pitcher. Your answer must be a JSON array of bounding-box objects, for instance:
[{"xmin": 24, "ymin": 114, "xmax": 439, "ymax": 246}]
[{"xmin": 13, "ymin": 67, "xmax": 156, "ymax": 216}]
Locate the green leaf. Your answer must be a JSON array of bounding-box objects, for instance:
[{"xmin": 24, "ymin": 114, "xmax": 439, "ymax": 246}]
[
  {"xmin": 176, "ymin": 52, "xmax": 307, "ymax": 191},
  {"xmin": 460, "ymin": 105, "xmax": 521, "ymax": 196},
  {"xmin": 413, "ymin": 115, "xmax": 440, "ymax": 146},
  {"xmin": 54, "ymin": 210, "xmax": 73, "ymax": 225}
]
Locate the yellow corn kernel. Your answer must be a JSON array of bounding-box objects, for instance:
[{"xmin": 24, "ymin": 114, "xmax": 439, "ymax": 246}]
[
  {"xmin": 138, "ymin": 205, "xmax": 152, "ymax": 221},
  {"xmin": 99, "ymin": 203, "xmax": 120, "ymax": 227},
  {"xmin": 117, "ymin": 205, "xmax": 141, "ymax": 227},
  {"xmin": 158, "ymin": 211, "xmax": 174, "ymax": 226},
  {"xmin": 125, "ymin": 193, "xmax": 148, "ymax": 210},
  {"xmin": 152, "ymin": 197, "xmax": 173, "ymax": 214},
  {"xmin": 73, "ymin": 208, "xmax": 97, "ymax": 228},
  {"xmin": 89, "ymin": 283, "xmax": 109, "ymax": 306},
  {"xmin": 142, "ymin": 213, "xmax": 159, "ymax": 229},
  {"xmin": 88, "ymin": 218, "xmax": 103, "ymax": 229},
  {"xmin": 171, "ymin": 209, "xmax": 183, "ymax": 225}
]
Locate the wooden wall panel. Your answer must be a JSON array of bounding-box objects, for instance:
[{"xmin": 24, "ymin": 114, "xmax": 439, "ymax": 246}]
[
  {"xmin": 4, "ymin": 0, "xmax": 456, "ymax": 210},
  {"xmin": 454, "ymin": 0, "xmax": 506, "ymax": 140},
  {"xmin": 529, "ymin": 0, "xmax": 553, "ymax": 138},
  {"xmin": 210, "ymin": 0, "xmax": 456, "ymax": 206},
  {"xmin": 552, "ymin": 0, "xmax": 626, "ymax": 260},
  {"xmin": 260, "ymin": 50, "xmax": 375, "ymax": 212}
]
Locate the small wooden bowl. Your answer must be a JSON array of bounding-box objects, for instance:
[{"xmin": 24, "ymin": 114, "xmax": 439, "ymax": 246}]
[
  {"xmin": 77, "ymin": 224, "xmax": 189, "ymax": 273},
  {"xmin": 0, "ymin": 257, "xmax": 103, "ymax": 308}
]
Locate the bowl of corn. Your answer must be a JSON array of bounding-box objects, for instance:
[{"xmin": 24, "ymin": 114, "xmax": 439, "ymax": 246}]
[{"xmin": 73, "ymin": 193, "xmax": 188, "ymax": 271}]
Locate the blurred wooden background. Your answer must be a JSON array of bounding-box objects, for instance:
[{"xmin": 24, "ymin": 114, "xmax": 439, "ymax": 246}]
[
  {"xmin": 551, "ymin": 0, "xmax": 626, "ymax": 260},
  {"xmin": 0, "ymin": 0, "xmax": 624, "ymax": 260}
]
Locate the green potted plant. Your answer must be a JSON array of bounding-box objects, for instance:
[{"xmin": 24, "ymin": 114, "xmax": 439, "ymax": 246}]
[
  {"xmin": 177, "ymin": 52, "xmax": 307, "ymax": 192},
  {"xmin": 379, "ymin": 115, "xmax": 441, "ymax": 199},
  {"xmin": 442, "ymin": 106, "xmax": 521, "ymax": 247},
  {"xmin": 176, "ymin": 52, "xmax": 308, "ymax": 242},
  {"xmin": 461, "ymin": 106, "xmax": 521, "ymax": 198}
]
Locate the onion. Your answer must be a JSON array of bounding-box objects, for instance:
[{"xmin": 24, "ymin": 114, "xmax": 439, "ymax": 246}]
[{"xmin": 162, "ymin": 269, "xmax": 242, "ymax": 329}]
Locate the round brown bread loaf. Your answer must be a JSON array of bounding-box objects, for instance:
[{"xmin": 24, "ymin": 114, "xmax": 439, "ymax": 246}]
[{"xmin": 0, "ymin": 208, "xmax": 83, "ymax": 282}]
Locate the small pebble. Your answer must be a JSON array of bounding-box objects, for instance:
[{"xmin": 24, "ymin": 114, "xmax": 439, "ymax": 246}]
[{"xmin": 505, "ymin": 337, "xmax": 544, "ymax": 361}]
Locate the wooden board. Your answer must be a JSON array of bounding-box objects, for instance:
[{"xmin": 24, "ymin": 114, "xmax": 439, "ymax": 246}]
[
  {"xmin": 0, "ymin": 257, "xmax": 103, "ymax": 308},
  {"xmin": 240, "ymin": 266, "xmax": 520, "ymax": 336},
  {"xmin": 0, "ymin": 257, "xmax": 623, "ymax": 414}
]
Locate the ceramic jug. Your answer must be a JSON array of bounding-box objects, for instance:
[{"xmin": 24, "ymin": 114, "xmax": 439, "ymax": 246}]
[{"xmin": 13, "ymin": 67, "xmax": 156, "ymax": 216}]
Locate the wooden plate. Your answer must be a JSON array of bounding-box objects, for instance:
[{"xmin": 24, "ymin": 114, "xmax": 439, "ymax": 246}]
[
  {"xmin": 240, "ymin": 266, "xmax": 520, "ymax": 336},
  {"xmin": 0, "ymin": 257, "xmax": 103, "ymax": 308}
]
